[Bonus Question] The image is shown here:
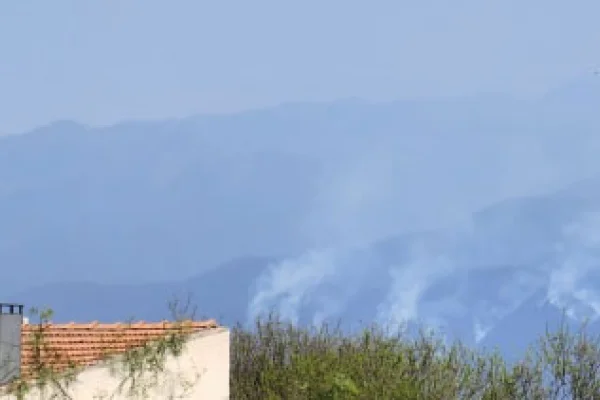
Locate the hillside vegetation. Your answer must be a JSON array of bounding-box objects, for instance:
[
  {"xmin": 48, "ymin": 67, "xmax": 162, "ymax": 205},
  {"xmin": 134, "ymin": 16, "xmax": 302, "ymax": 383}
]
[{"xmin": 231, "ymin": 315, "xmax": 600, "ymax": 399}]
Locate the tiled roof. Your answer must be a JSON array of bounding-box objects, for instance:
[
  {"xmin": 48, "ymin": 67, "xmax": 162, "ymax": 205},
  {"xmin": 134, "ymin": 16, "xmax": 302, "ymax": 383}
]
[{"xmin": 20, "ymin": 319, "xmax": 219, "ymax": 378}]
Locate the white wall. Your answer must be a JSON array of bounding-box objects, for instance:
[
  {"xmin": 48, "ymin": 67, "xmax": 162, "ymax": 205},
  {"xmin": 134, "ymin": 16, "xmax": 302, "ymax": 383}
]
[{"xmin": 0, "ymin": 328, "xmax": 230, "ymax": 400}]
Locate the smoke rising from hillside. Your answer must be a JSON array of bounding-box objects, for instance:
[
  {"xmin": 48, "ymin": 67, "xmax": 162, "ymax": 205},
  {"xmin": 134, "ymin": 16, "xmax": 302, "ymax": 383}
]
[
  {"xmin": 247, "ymin": 128, "xmax": 567, "ymax": 335},
  {"xmin": 248, "ymin": 165, "xmax": 600, "ymax": 343},
  {"xmin": 547, "ymin": 211, "xmax": 600, "ymax": 321}
]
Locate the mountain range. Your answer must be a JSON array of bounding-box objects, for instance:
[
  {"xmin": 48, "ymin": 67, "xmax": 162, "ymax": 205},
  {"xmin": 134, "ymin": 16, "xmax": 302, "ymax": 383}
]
[{"xmin": 4, "ymin": 76, "xmax": 600, "ymax": 358}]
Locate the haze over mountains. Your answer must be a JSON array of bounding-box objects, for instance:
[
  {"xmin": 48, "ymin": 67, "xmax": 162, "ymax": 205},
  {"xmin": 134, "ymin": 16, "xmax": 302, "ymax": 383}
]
[{"xmin": 4, "ymin": 75, "xmax": 600, "ymax": 356}]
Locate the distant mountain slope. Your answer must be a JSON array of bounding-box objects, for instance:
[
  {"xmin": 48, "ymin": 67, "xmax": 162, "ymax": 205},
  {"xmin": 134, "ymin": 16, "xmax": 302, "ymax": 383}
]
[
  {"xmin": 0, "ymin": 117, "xmax": 322, "ymax": 289},
  {"xmin": 10, "ymin": 175, "xmax": 600, "ymax": 358},
  {"xmin": 4, "ymin": 87, "xmax": 600, "ymax": 291}
]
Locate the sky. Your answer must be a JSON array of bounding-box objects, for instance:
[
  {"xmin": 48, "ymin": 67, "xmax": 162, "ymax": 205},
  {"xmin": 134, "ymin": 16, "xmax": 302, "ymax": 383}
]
[{"xmin": 1, "ymin": 0, "xmax": 600, "ymax": 133}]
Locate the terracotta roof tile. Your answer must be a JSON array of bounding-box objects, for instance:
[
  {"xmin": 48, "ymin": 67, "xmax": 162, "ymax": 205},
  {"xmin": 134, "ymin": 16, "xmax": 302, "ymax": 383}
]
[{"xmin": 19, "ymin": 319, "xmax": 219, "ymax": 378}]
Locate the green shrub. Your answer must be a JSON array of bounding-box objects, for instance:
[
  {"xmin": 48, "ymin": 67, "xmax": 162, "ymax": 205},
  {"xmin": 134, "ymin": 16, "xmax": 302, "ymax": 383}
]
[{"xmin": 231, "ymin": 315, "xmax": 600, "ymax": 400}]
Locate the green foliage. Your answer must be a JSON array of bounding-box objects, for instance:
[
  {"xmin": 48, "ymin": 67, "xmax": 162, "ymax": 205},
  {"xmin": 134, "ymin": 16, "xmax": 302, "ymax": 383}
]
[
  {"xmin": 231, "ymin": 314, "xmax": 600, "ymax": 400},
  {"xmin": 6, "ymin": 300, "xmax": 600, "ymax": 399}
]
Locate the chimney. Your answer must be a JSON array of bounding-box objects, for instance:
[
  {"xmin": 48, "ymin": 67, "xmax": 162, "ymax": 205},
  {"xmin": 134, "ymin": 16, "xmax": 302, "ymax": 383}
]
[{"xmin": 0, "ymin": 303, "xmax": 23, "ymax": 385}]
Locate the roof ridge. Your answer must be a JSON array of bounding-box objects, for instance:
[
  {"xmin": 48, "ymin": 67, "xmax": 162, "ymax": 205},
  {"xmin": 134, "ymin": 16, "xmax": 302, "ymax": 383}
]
[{"xmin": 21, "ymin": 319, "xmax": 218, "ymax": 330}]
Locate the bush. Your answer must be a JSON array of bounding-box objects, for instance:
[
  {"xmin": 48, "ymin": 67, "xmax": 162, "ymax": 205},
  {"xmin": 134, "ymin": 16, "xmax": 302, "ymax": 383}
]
[{"xmin": 231, "ymin": 315, "xmax": 600, "ymax": 399}]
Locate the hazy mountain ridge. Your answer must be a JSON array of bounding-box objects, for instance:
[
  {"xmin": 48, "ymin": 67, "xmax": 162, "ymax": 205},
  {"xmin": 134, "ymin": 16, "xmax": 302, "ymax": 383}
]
[
  {"xmin": 4, "ymin": 77, "xmax": 600, "ymax": 357},
  {"xmin": 2, "ymin": 91, "xmax": 596, "ymax": 288}
]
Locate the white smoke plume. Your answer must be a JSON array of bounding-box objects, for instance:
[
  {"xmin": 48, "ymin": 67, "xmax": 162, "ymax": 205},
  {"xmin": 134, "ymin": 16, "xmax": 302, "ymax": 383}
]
[
  {"xmin": 248, "ymin": 248, "xmax": 339, "ymax": 324},
  {"xmin": 376, "ymin": 244, "xmax": 455, "ymax": 327},
  {"xmin": 247, "ymin": 139, "xmax": 400, "ymax": 323},
  {"xmin": 547, "ymin": 211, "xmax": 600, "ymax": 322},
  {"xmin": 249, "ymin": 204, "xmax": 600, "ymax": 344}
]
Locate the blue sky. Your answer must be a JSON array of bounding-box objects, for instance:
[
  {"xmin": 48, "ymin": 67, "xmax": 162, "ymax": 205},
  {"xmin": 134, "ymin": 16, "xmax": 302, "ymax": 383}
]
[{"xmin": 1, "ymin": 0, "xmax": 599, "ymax": 133}]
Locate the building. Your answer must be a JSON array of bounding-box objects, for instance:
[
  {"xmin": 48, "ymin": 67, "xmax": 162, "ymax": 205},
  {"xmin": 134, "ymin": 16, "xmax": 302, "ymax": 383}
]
[{"xmin": 0, "ymin": 303, "xmax": 229, "ymax": 399}]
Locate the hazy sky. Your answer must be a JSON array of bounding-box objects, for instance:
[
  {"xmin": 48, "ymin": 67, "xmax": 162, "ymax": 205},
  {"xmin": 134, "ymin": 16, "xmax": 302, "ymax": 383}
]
[{"xmin": 1, "ymin": 0, "xmax": 599, "ymax": 133}]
